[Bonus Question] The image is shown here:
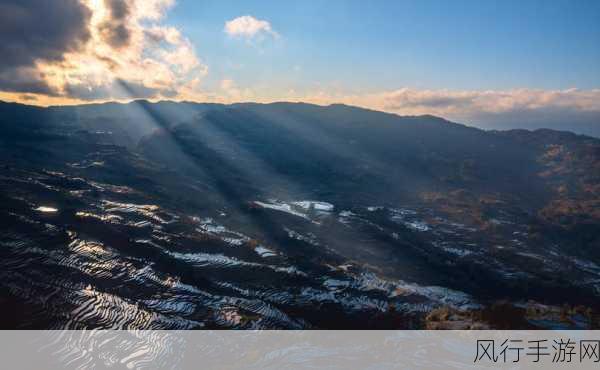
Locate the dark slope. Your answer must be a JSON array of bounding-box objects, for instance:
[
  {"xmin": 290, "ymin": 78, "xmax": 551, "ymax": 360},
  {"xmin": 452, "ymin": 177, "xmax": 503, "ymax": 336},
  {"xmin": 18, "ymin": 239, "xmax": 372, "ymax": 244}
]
[
  {"xmin": 1, "ymin": 100, "xmax": 599, "ymax": 329},
  {"xmin": 140, "ymin": 103, "xmax": 551, "ymax": 207}
]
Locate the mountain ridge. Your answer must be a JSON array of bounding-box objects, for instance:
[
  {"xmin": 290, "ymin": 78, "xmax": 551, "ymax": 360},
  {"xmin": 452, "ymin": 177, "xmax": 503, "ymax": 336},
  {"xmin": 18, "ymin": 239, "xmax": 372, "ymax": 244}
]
[{"xmin": 1, "ymin": 98, "xmax": 599, "ymax": 328}]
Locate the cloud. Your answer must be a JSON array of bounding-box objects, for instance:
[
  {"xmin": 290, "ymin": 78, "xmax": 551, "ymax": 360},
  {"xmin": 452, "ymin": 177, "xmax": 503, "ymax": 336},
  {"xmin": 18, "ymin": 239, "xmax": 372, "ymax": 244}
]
[
  {"xmin": 224, "ymin": 15, "xmax": 278, "ymax": 39},
  {"xmin": 220, "ymin": 79, "xmax": 236, "ymax": 91},
  {"xmin": 0, "ymin": 0, "xmax": 92, "ymax": 93},
  {"xmin": 278, "ymin": 87, "xmax": 600, "ymax": 117},
  {"xmin": 0, "ymin": 0, "xmax": 207, "ymax": 103},
  {"xmin": 381, "ymin": 88, "xmax": 600, "ymax": 136},
  {"xmin": 378, "ymin": 88, "xmax": 600, "ymax": 117},
  {"xmin": 0, "ymin": 67, "xmax": 57, "ymax": 95},
  {"xmin": 97, "ymin": 0, "xmax": 132, "ymax": 48},
  {"xmin": 219, "ymin": 78, "xmax": 255, "ymax": 101}
]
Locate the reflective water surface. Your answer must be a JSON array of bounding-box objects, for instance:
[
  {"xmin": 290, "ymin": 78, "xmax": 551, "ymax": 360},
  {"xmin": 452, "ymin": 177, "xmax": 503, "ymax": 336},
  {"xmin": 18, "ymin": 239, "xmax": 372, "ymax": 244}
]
[{"xmin": 1, "ymin": 162, "xmax": 598, "ymax": 329}]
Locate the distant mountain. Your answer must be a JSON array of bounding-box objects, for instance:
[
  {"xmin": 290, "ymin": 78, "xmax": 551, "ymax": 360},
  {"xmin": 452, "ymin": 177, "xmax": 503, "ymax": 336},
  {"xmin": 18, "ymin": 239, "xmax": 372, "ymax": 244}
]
[
  {"xmin": 140, "ymin": 101, "xmax": 599, "ymax": 216},
  {"xmin": 469, "ymin": 118, "xmax": 600, "ymax": 139},
  {"xmin": 2, "ymin": 99, "xmax": 598, "ymax": 244},
  {"xmin": 1, "ymin": 100, "xmax": 599, "ymax": 329}
]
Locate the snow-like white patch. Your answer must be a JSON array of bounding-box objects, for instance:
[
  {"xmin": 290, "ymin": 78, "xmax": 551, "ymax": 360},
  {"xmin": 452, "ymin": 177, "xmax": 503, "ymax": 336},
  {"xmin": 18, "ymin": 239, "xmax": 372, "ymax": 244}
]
[
  {"xmin": 404, "ymin": 221, "xmax": 430, "ymax": 232},
  {"xmin": 34, "ymin": 206, "xmax": 58, "ymax": 213},
  {"xmin": 285, "ymin": 227, "xmax": 320, "ymax": 246},
  {"xmin": 323, "ymin": 279, "xmax": 350, "ymax": 290},
  {"xmin": 254, "ymin": 200, "xmax": 309, "ymax": 219},
  {"xmin": 167, "ymin": 251, "xmax": 306, "ymax": 276},
  {"xmin": 489, "ymin": 218, "xmax": 513, "ymax": 225},
  {"xmin": 443, "ymin": 247, "xmax": 472, "ymax": 257},
  {"xmin": 292, "ymin": 201, "xmax": 334, "ymax": 212},
  {"xmin": 386, "ymin": 207, "xmax": 429, "ymax": 231},
  {"xmin": 254, "ymin": 245, "xmax": 277, "ymax": 258},
  {"xmin": 254, "ymin": 199, "xmax": 334, "ymax": 223},
  {"xmin": 339, "ymin": 210, "xmax": 355, "ymax": 217},
  {"xmin": 338, "ymin": 210, "xmax": 357, "ymax": 225},
  {"xmin": 390, "ymin": 208, "xmax": 418, "ymax": 218},
  {"xmin": 350, "ymin": 272, "xmax": 478, "ymax": 310},
  {"xmin": 192, "ymin": 217, "xmax": 249, "ymax": 246},
  {"xmin": 101, "ymin": 200, "xmax": 177, "ymax": 224}
]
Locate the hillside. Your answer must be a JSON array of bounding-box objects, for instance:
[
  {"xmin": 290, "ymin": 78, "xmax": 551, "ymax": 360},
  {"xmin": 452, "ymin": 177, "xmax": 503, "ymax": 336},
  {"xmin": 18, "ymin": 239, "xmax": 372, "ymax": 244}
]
[{"xmin": 1, "ymin": 100, "xmax": 599, "ymax": 329}]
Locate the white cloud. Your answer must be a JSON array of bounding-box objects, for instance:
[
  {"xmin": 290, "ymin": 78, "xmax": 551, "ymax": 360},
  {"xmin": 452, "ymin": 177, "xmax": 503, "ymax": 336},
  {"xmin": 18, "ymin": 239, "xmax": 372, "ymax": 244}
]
[
  {"xmin": 277, "ymin": 88, "xmax": 600, "ymax": 119},
  {"xmin": 224, "ymin": 15, "xmax": 278, "ymax": 39},
  {"xmin": 378, "ymin": 88, "xmax": 600, "ymax": 115},
  {"xmin": 220, "ymin": 79, "xmax": 235, "ymax": 91},
  {"xmin": 218, "ymin": 78, "xmax": 255, "ymax": 101}
]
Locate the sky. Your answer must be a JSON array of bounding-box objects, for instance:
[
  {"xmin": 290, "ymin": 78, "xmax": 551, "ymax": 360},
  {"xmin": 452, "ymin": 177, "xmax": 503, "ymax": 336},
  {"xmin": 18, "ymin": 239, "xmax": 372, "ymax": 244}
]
[{"xmin": 0, "ymin": 0, "xmax": 599, "ymax": 128}]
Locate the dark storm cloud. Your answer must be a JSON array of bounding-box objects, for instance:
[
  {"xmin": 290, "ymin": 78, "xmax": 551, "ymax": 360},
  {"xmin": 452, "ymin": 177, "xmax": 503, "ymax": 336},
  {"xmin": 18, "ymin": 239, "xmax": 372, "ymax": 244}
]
[
  {"xmin": 0, "ymin": 67, "xmax": 56, "ymax": 95},
  {"xmin": 0, "ymin": 0, "xmax": 91, "ymax": 93},
  {"xmin": 98, "ymin": 0, "xmax": 132, "ymax": 48}
]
